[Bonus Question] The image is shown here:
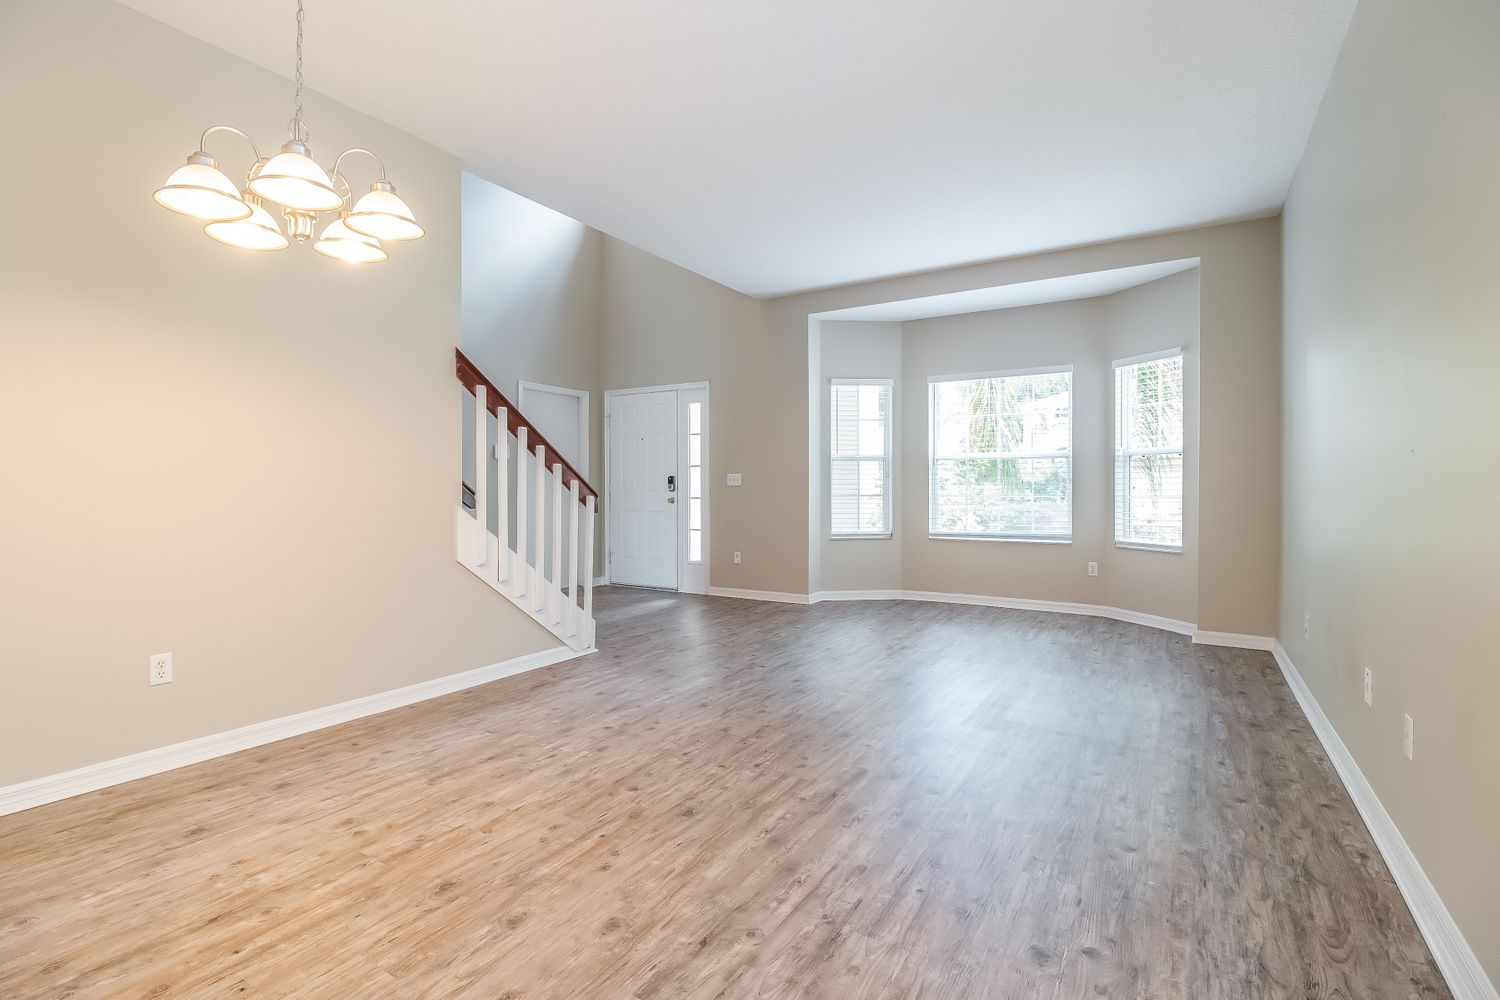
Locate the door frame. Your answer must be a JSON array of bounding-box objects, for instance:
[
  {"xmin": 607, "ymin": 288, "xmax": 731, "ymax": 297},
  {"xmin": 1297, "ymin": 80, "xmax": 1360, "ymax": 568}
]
[
  {"xmin": 604, "ymin": 381, "xmax": 710, "ymax": 594},
  {"xmin": 517, "ymin": 380, "xmax": 589, "ymax": 473}
]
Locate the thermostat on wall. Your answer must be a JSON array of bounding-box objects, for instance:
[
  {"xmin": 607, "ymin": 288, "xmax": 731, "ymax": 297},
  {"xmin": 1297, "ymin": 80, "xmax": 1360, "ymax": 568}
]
[{"xmin": 727, "ymin": 473, "xmax": 743, "ymax": 487}]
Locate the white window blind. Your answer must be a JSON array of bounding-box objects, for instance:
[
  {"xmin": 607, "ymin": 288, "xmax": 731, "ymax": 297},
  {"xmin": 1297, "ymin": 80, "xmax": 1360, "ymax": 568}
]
[
  {"xmin": 1114, "ymin": 350, "xmax": 1184, "ymax": 550},
  {"xmin": 830, "ymin": 380, "xmax": 893, "ymax": 537},
  {"xmin": 928, "ymin": 368, "xmax": 1072, "ymax": 540}
]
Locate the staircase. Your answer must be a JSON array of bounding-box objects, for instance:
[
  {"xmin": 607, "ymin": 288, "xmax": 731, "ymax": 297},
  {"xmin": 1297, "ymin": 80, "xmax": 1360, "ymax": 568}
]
[{"xmin": 455, "ymin": 349, "xmax": 597, "ymax": 652}]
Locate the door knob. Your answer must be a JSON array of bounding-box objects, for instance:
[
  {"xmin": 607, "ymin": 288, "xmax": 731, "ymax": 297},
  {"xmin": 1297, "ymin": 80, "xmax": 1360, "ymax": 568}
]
[{"xmin": 667, "ymin": 496, "xmax": 677, "ymax": 504}]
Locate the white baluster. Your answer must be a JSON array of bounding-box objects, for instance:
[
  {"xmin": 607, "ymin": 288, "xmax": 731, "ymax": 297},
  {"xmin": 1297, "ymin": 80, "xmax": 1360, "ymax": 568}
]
[
  {"xmin": 472, "ymin": 385, "xmax": 487, "ymax": 568},
  {"xmin": 551, "ymin": 462, "xmax": 563, "ymax": 626},
  {"xmin": 583, "ymin": 495, "xmax": 596, "ymax": 643},
  {"xmin": 515, "ymin": 426, "xmax": 528, "ymax": 597},
  {"xmin": 533, "ymin": 444, "xmax": 546, "ymax": 613},
  {"xmin": 495, "ymin": 407, "xmax": 509, "ymax": 585},
  {"xmin": 567, "ymin": 476, "xmax": 580, "ymax": 635}
]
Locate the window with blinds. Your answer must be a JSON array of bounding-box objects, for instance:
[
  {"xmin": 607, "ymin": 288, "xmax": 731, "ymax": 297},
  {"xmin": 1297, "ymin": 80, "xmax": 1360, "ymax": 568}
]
[
  {"xmin": 928, "ymin": 368, "xmax": 1072, "ymax": 540},
  {"xmin": 830, "ymin": 380, "xmax": 893, "ymax": 537},
  {"xmin": 1114, "ymin": 350, "xmax": 1184, "ymax": 550}
]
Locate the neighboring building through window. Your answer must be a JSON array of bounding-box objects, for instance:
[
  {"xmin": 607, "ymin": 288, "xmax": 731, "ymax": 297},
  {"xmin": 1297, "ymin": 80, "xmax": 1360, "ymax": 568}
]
[
  {"xmin": 687, "ymin": 400, "xmax": 704, "ymax": 562},
  {"xmin": 1114, "ymin": 350, "xmax": 1184, "ymax": 550},
  {"xmin": 928, "ymin": 368, "xmax": 1073, "ymax": 541},
  {"xmin": 830, "ymin": 380, "xmax": 893, "ymax": 537}
]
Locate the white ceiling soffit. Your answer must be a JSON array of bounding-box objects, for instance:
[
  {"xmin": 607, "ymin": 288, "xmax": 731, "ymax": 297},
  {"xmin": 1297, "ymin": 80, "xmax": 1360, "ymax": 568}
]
[
  {"xmin": 816, "ymin": 259, "xmax": 1200, "ymax": 323},
  {"xmin": 118, "ymin": 0, "xmax": 1356, "ymax": 298}
]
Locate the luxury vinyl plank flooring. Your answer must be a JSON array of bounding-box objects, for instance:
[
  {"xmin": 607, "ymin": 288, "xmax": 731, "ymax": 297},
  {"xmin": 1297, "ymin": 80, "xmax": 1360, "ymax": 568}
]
[{"xmin": 0, "ymin": 588, "xmax": 1450, "ymax": 998}]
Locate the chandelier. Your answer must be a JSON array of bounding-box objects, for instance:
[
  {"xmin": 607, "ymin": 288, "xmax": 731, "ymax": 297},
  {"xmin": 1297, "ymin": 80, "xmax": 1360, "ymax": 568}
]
[{"xmin": 152, "ymin": 0, "xmax": 423, "ymax": 263}]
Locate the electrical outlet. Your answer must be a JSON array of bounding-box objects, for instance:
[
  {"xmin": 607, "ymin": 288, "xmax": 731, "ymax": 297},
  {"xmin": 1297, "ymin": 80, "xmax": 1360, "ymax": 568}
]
[
  {"xmin": 1087, "ymin": 561, "xmax": 1098, "ymax": 577},
  {"xmin": 732, "ymin": 551, "xmax": 742, "ymax": 565},
  {"xmin": 727, "ymin": 473, "xmax": 743, "ymax": 487},
  {"xmin": 1363, "ymin": 668, "xmax": 1373, "ymax": 706},
  {"xmin": 1304, "ymin": 612, "xmax": 1310, "ymax": 640},
  {"xmin": 1403, "ymin": 714, "xmax": 1414, "ymax": 761},
  {"xmin": 149, "ymin": 652, "xmax": 173, "ymax": 686}
]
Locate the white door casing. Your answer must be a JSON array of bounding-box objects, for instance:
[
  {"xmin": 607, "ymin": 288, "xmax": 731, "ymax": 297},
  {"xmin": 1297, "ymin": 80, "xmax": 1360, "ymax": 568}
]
[
  {"xmin": 608, "ymin": 389, "xmax": 679, "ymax": 589},
  {"xmin": 517, "ymin": 381, "xmax": 588, "ymax": 470}
]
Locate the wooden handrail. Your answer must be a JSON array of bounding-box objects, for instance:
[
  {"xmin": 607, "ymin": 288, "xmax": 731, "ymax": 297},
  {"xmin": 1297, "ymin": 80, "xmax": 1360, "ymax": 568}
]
[{"xmin": 455, "ymin": 348, "xmax": 597, "ymax": 502}]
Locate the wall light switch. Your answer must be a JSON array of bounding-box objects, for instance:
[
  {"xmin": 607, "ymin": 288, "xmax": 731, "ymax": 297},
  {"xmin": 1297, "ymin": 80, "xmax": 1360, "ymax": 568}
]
[
  {"xmin": 727, "ymin": 473, "xmax": 743, "ymax": 487},
  {"xmin": 732, "ymin": 551, "xmax": 742, "ymax": 565},
  {"xmin": 149, "ymin": 652, "xmax": 173, "ymax": 686},
  {"xmin": 1363, "ymin": 668, "xmax": 1373, "ymax": 706},
  {"xmin": 1087, "ymin": 562, "xmax": 1099, "ymax": 577}
]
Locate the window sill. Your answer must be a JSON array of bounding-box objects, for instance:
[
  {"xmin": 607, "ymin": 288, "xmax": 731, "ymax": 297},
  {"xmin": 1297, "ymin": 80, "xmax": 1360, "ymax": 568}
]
[
  {"xmin": 830, "ymin": 533, "xmax": 894, "ymax": 541},
  {"xmin": 928, "ymin": 534, "xmax": 1072, "ymax": 545},
  {"xmin": 1114, "ymin": 542, "xmax": 1184, "ymax": 554}
]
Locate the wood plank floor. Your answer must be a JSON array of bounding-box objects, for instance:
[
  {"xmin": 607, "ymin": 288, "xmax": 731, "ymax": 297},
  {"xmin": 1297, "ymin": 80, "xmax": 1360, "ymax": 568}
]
[{"xmin": 0, "ymin": 588, "xmax": 1450, "ymax": 999}]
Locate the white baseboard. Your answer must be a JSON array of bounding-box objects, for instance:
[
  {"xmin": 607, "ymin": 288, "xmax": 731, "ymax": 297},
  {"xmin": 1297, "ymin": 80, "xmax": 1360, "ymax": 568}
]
[
  {"xmin": 1193, "ymin": 629, "xmax": 1277, "ymax": 650},
  {"xmin": 712, "ymin": 586, "xmax": 1283, "ymax": 647},
  {"xmin": 0, "ymin": 644, "xmax": 588, "ymax": 819},
  {"xmin": 1272, "ymin": 643, "xmax": 1497, "ymax": 1000},
  {"xmin": 892, "ymin": 589, "xmax": 1197, "ymax": 637},
  {"xmin": 809, "ymin": 589, "xmax": 906, "ymax": 602},
  {"xmin": 706, "ymin": 586, "xmax": 812, "ymax": 604},
  {"xmin": 593, "ymin": 575, "xmax": 608, "ymax": 587}
]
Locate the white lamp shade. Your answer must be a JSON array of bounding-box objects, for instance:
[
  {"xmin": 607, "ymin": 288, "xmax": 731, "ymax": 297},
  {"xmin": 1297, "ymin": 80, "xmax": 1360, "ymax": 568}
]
[
  {"xmin": 313, "ymin": 217, "xmax": 387, "ymax": 264},
  {"xmin": 345, "ymin": 187, "xmax": 424, "ymax": 241},
  {"xmin": 203, "ymin": 200, "xmax": 290, "ymax": 251},
  {"xmin": 154, "ymin": 162, "xmax": 251, "ymax": 222},
  {"xmin": 250, "ymin": 150, "xmax": 344, "ymax": 212}
]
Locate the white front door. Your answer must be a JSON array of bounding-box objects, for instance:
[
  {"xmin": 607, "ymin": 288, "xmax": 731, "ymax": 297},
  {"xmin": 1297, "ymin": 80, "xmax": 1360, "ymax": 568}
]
[{"xmin": 609, "ymin": 390, "xmax": 679, "ymax": 589}]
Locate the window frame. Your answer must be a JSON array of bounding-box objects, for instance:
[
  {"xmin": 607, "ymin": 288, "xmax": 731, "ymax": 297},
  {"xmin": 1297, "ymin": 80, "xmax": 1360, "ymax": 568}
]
[
  {"xmin": 927, "ymin": 364, "xmax": 1074, "ymax": 544},
  {"xmin": 1112, "ymin": 348, "xmax": 1185, "ymax": 553},
  {"xmin": 828, "ymin": 378, "xmax": 895, "ymax": 540}
]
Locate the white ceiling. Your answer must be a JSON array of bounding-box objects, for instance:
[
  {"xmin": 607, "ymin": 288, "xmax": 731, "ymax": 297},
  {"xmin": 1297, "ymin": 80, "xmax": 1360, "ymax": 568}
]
[
  {"xmin": 816, "ymin": 260, "xmax": 1199, "ymax": 323},
  {"xmin": 119, "ymin": 0, "xmax": 1355, "ymax": 298}
]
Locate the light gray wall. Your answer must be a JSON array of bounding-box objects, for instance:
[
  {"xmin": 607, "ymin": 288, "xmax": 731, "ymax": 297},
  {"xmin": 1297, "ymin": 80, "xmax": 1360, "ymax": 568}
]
[
  {"xmin": 0, "ymin": 0, "xmax": 557, "ymax": 786},
  {"xmin": 817, "ymin": 322, "xmax": 903, "ymax": 593},
  {"xmin": 461, "ymin": 172, "xmax": 605, "ymax": 569},
  {"xmin": 1280, "ymin": 0, "xmax": 1500, "ymax": 980},
  {"xmin": 461, "ymin": 172, "xmax": 603, "ymax": 485}
]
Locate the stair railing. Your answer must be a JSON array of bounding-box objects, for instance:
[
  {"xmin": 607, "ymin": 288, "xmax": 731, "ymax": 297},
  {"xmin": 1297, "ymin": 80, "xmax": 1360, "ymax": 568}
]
[{"xmin": 455, "ymin": 348, "xmax": 596, "ymax": 649}]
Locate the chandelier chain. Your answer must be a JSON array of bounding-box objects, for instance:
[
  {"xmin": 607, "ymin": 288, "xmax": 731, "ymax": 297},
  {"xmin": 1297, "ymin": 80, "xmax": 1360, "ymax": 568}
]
[{"xmin": 293, "ymin": 0, "xmax": 305, "ymax": 141}]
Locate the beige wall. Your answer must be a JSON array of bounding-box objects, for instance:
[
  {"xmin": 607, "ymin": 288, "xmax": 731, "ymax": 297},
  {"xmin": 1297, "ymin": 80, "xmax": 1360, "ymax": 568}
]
[
  {"xmin": 817, "ymin": 322, "xmax": 904, "ymax": 593},
  {"xmin": 608, "ymin": 218, "xmax": 1275, "ymax": 626},
  {"xmin": 899, "ymin": 299, "xmax": 1113, "ymax": 604},
  {"xmin": 0, "ymin": 0, "xmax": 557, "ymax": 786},
  {"xmin": 1280, "ymin": 0, "xmax": 1500, "ymax": 979},
  {"xmin": 1102, "ymin": 270, "xmax": 1201, "ymax": 622},
  {"xmin": 769, "ymin": 218, "xmax": 1279, "ymax": 633},
  {"xmin": 814, "ymin": 271, "xmax": 1200, "ymax": 624},
  {"xmin": 599, "ymin": 238, "xmax": 807, "ymax": 593}
]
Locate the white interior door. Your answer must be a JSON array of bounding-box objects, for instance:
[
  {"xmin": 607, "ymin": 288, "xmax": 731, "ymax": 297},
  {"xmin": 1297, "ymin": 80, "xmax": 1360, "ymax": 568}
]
[{"xmin": 609, "ymin": 390, "xmax": 679, "ymax": 589}]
